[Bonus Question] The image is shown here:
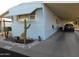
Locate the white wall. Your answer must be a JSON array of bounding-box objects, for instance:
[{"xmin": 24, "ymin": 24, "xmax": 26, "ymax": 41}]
[{"xmin": 43, "ymin": 5, "xmax": 60, "ymax": 39}]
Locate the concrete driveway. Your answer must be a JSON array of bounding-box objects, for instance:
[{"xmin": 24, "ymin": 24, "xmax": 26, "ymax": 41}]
[{"xmin": 0, "ymin": 31, "xmax": 79, "ymax": 57}]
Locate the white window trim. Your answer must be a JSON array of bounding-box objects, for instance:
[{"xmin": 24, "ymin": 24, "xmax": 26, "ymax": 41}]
[{"xmin": 17, "ymin": 11, "xmax": 37, "ymax": 22}]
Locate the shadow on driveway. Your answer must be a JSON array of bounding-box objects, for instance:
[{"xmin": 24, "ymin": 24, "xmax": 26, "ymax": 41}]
[{"xmin": 0, "ymin": 48, "xmax": 29, "ymax": 57}]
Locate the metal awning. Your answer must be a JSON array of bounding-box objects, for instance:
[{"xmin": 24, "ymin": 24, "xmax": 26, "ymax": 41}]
[
  {"xmin": 1, "ymin": 3, "xmax": 43, "ymax": 17},
  {"xmin": 9, "ymin": 3, "xmax": 43, "ymax": 16}
]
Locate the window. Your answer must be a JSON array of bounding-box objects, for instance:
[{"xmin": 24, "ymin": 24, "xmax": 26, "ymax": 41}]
[
  {"xmin": 17, "ymin": 15, "xmax": 29, "ymax": 22},
  {"xmin": 17, "ymin": 11, "xmax": 36, "ymax": 22},
  {"xmin": 29, "ymin": 11, "xmax": 36, "ymax": 21},
  {"xmin": 30, "ymin": 15, "xmax": 35, "ymax": 19}
]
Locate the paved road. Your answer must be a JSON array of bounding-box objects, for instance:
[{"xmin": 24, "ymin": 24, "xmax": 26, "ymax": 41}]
[
  {"xmin": 51, "ymin": 31, "xmax": 79, "ymax": 57},
  {"xmin": 25, "ymin": 31, "xmax": 79, "ymax": 57},
  {"xmin": 0, "ymin": 31, "xmax": 79, "ymax": 57}
]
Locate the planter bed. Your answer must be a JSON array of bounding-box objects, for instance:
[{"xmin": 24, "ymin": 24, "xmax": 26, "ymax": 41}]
[
  {"xmin": 15, "ymin": 39, "xmax": 34, "ymax": 44},
  {"xmin": 4, "ymin": 36, "xmax": 35, "ymax": 44}
]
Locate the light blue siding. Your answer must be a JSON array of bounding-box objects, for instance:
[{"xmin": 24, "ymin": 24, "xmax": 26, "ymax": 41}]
[
  {"xmin": 43, "ymin": 5, "xmax": 60, "ymax": 39},
  {"xmin": 12, "ymin": 16, "xmax": 24, "ymax": 36},
  {"xmin": 27, "ymin": 8, "xmax": 45, "ymax": 40},
  {"xmin": 12, "ymin": 8, "xmax": 45, "ymax": 40},
  {"xmin": 11, "ymin": 3, "xmax": 61, "ymax": 40}
]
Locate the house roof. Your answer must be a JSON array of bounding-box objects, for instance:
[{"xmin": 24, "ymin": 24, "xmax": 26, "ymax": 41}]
[
  {"xmin": 46, "ymin": 3, "xmax": 79, "ymax": 20},
  {"xmin": 1, "ymin": 11, "xmax": 9, "ymax": 17},
  {"xmin": 2, "ymin": 1, "xmax": 79, "ymax": 20},
  {"xmin": 1, "ymin": 2, "xmax": 43, "ymax": 17}
]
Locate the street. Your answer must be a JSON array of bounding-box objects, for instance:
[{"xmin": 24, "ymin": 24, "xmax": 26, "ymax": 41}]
[
  {"xmin": 25, "ymin": 31, "xmax": 79, "ymax": 57},
  {"xmin": 50, "ymin": 31, "xmax": 77, "ymax": 56},
  {"xmin": 0, "ymin": 31, "xmax": 79, "ymax": 57},
  {"xmin": 50, "ymin": 31, "xmax": 79, "ymax": 57}
]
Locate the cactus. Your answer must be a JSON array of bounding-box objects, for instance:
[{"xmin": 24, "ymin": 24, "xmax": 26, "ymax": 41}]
[{"xmin": 24, "ymin": 19, "xmax": 31, "ymax": 44}]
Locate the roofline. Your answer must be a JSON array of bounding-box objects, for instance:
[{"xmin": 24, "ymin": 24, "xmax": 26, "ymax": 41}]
[
  {"xmin": 1, "ymin": 2, "xmax": 44, "ymax": 17},
  {"xmin": 0, "ymin": 10, "xmax": 9, "ymax": 17}
]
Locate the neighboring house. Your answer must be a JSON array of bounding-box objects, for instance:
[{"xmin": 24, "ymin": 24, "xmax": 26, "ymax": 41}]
[
  {"xmin": 1, "ymin": 2, "xmax": 61, "ymax": 40},
  {"xmin": 0, "ymin": 17, "xmax": 12, "ymax": 32}
]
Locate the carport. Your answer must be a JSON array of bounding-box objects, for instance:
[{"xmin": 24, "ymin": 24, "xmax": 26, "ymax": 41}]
[{"xmin": 46, "ymin": 3, "xmax": 79, "ymax": 30}]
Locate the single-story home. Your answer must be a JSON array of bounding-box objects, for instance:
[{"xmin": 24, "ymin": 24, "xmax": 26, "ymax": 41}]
[
  {"xmin": 1, "ymin": 2, "xmax": 62, "ymax": 40},
  {"xmin": 0, "ymin": 16, "xmax": 12, "ymax": 32}
]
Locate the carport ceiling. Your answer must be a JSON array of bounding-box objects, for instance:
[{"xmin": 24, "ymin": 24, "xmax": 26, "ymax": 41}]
[{"xmin": 46, "ymin": 3, "xmax": 79, "ymax": 20}]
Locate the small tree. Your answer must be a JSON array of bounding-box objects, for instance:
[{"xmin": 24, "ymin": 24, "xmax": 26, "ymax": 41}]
[{"xmin": 24, "ymin": 19, "xmax": 31, "ymax": 44}]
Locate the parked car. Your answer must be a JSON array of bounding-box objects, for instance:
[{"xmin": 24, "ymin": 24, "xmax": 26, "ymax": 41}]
[{"xmin": 64, "ymin": 24, "xmax": 74, "ymax": 32}]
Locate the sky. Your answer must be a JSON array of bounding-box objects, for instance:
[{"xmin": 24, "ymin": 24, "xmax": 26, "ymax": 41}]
[{"xmin": 0, "ymin": 0, "xmax": 79, "ymax": 15}]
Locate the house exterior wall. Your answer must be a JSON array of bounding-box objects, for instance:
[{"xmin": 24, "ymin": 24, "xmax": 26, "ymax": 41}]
[
  {"xmin": 0, "ymin": 18, "xmax": 12, "ymax": 32},
  {"xmin": 12, "ymin": 8, "xmax": 45, "ymax": 40},
  {"xmin": 12, "ymin": 16, "xmax": 24, "ymax": 36},
  {"xmin": 43, "ymin": 5, "xmax": 61, "ymax": 39},
  {"xmin": 10, "ymin": 3, "xmax": 62, "ymax": 40},
  {"xmin": 28, "ymin": 8, "xmax": 45, "ymax": 40}
]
